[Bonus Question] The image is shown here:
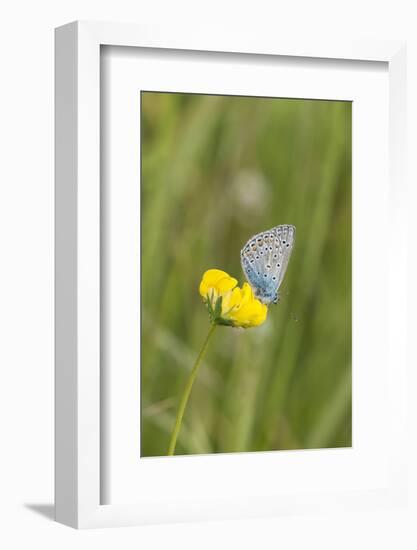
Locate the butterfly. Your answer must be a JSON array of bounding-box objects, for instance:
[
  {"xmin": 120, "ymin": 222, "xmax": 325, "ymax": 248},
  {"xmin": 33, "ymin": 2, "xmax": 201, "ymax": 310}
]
[{"xmin": 240, "ymin": 224, "xmax": 296, "ymax": 305}]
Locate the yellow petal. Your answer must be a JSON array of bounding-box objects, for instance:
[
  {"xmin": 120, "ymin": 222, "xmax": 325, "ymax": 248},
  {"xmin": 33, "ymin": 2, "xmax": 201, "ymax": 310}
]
[
  {"xmin": 221, "ymin": 286, "xmax": 242, "ymax": 315},
  {"xmin": 199, "ymin": 269, "xmax": 237, "ymax": 298},
  {"xmin": 229, "ymin": 284, "xmax": 268, "ymax": 328},
  {"xmin": 240, "ymin": 282, "xmax": 254, "ymax": 304},
  {"xmin": 216, "ymin": 276, "xmax": 238, "ymax": 294}
]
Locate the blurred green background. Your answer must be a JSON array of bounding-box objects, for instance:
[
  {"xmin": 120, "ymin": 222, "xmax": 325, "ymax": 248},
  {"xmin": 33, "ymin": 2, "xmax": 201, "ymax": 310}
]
[{"xmin": 140, "ymin": 91, "xmax": 352, "ymax": 457}]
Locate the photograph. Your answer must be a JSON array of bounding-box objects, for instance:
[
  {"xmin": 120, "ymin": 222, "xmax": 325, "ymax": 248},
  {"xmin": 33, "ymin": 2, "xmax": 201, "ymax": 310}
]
[{"xmin": 140, "ymin": 90, "xmax": 352, "ymax": 457}]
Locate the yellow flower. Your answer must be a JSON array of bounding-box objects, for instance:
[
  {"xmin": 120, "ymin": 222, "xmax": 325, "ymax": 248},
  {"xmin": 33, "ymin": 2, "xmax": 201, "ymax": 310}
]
[{"xmin": 199, "ymin": 269, "xmax": 268, "ymax": 328}]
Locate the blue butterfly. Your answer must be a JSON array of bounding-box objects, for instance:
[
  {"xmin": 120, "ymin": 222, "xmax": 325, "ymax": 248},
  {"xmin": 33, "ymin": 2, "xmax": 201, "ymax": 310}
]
[{"xmin": 240, "ymin": 225, "xmax": 296, "ymax": 305}]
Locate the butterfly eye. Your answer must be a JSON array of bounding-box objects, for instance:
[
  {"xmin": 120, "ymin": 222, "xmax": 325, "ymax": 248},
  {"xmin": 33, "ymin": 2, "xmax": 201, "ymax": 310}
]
[
  {"xmin": 273, "ymin": 254, "xmax": 277, "ymax": 259},
  {"xmin": 277, "ymin": 263, "xmax": 281, "ymax": 267},
  {"xmin": 286, "ymin": 243, "xmax": 290, "ymax": 248},
  {"xmin": 272, "ymin": 276, "xmax": 276, "ymax": 281},
  {"xmin": 256, "ymin": 255, "xmax": 259, "ymax": 260},
  {"xmin": 264, "ymin": 274, "xmax": 267, "ymax": 278},
  {"xmin": 269, "ymin": 247, "xmax": 273, "ymax": 251},
  {"xmin": 283, "ymin": 240, "xmax": 286, "ymax": 244}
]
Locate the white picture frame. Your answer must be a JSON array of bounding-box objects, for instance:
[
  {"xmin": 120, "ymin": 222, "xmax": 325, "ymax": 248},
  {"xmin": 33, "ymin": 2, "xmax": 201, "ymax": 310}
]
[{"xmin": 55, "ymin": 21, "xmax": 407, "ymax": 529}]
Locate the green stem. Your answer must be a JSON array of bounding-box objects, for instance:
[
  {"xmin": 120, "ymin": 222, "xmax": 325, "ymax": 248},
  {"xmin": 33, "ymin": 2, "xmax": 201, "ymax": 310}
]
[{"xmin": 167, "ymin": 323, "xmax": 217, "ymax": 456}]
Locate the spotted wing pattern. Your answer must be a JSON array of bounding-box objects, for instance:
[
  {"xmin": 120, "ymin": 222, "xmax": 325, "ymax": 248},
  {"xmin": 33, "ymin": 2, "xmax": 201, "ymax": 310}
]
[{"xmin": 240, "ymin": 225, "xmax": 296, "ymax": 304}]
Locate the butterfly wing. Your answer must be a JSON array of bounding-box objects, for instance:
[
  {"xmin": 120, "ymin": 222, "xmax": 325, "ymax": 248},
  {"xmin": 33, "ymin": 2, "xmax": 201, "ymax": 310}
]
[{"xmin": 240, "ymin": 225, "xmax": 296, "ymax": 304}]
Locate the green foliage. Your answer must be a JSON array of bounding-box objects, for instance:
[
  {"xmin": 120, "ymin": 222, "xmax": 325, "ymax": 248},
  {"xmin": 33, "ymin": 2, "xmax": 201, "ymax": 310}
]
[{"xmin": 140, "ymin": 91, "xmax": 352, "ymax": 457}]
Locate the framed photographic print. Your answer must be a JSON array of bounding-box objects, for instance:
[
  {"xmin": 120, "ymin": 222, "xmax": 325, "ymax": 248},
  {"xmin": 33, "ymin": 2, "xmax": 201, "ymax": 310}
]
[{"xmin": 55, "ymin": 21, "xmax": 407, "ymax": 528}]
